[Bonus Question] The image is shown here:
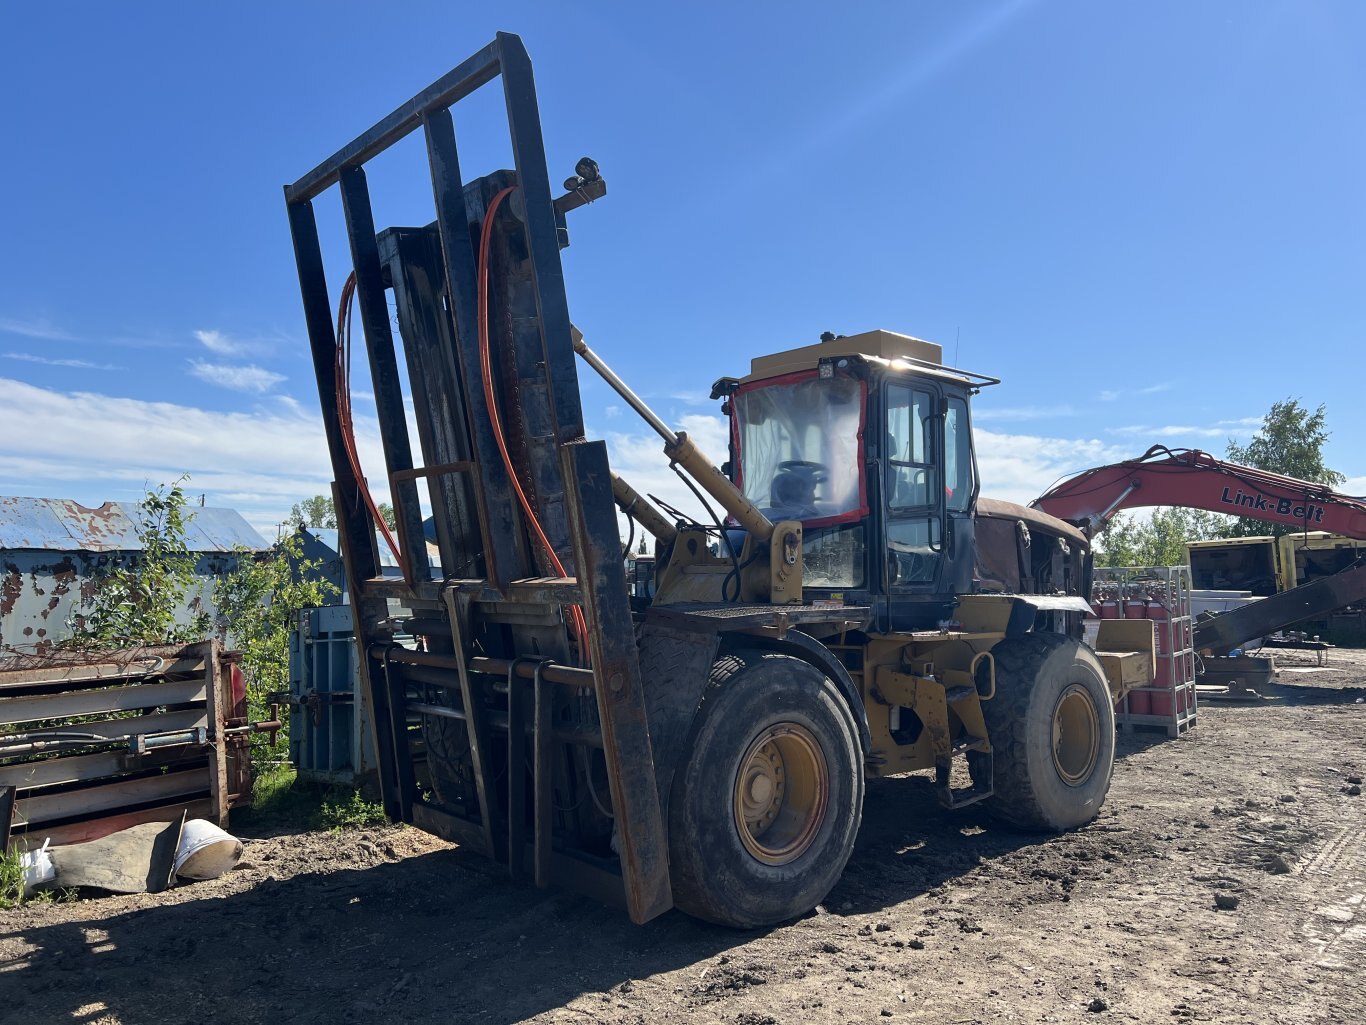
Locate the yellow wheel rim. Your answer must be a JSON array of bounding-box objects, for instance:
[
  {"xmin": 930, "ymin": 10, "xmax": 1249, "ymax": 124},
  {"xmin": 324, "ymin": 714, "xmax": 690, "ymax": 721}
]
[
  {"xmin": 733, "ymin": 723, "xmax": 828, "ymax": 865},
  {"xmin": 1052, "ymin": 684, "xmax": 1100, "ymax": 786}
]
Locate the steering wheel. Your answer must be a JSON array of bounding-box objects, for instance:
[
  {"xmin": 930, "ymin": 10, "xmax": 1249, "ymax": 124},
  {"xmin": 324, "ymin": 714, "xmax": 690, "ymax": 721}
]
[{"xmin": 777, "ymin": 460, "xmax": 829, "ymax": 478}]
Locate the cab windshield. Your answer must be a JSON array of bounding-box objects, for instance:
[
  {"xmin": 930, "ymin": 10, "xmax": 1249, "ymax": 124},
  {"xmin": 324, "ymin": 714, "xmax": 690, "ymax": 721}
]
[{"xmin": 733, "ymin": 373, "xmax": 866, "ymax": 525}]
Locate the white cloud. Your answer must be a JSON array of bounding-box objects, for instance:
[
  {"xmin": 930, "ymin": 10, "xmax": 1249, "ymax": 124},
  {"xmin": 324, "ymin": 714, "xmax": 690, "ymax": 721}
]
[
  {"xmin": 274, "ymin": 394, "xmax": 308, "ymax": 417},
  {"xmin": 0, "ymin": 376, "xmax": 387, "ymax": 536},
  {"xmin": 0, "ymin": 316, "xmax": 77, "ymax": 342},
  {"xmin": 974, "ymin": 428, "xmax": 1128, "ymax": 507},
  {"xmin": 193, "ymin": 327, "xmax": 296, "ymax": 359},
  {"xmin": 668, "ymin": 390, "xmax": 712, "ymax": 405},
  {"xmin": 1343, "ymin": 476, "xmax": 1366, "ymax": 497},
  {"xmin": 194, "ymin": 329, "xmax": 247, "ymax": 356},
  {"xmin": 1109, "ymin": 424, "xmax": 1226, "ymax": 439},
  {"xmin": 1099, "ymin": 383, "xmax": 1169, "ymax": 402},
  {"xmin": 188, "ymin": 359, "xmax": 286, "ymax": 394},
  {"xmin": 1108, "ymin": 417, "xmax": 1261, "ymax": 441},
  {"xmin": 2, "ymin": 372, "xmax": 1298, "ymax": 556},
  {"xmin": 5, "ymin": 352, "xmax": 118, "ymax": 371},
  {"xmin": 974, "ymin": 405, "xmax": 1076, "ymax": 422},
  {"xmin": 604, "ymin": 404, "xmax": 623, "ymax": 419}
]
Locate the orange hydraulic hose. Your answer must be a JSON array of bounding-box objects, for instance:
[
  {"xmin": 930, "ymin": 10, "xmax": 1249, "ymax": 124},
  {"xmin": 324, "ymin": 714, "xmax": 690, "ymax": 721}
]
[
  {"xmin": 335, "ymin": 271, "xmax": 405, "ymax": 574},
  {"xmin": 476, "ymin": 188, "xmax": 590, "ymax": 663}
]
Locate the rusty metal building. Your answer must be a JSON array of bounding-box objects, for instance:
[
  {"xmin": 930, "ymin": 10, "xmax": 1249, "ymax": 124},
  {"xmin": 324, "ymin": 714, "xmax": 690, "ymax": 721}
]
[{"xmin": 0, "ymin": 496, "xmax": 267, "ymax": 654}]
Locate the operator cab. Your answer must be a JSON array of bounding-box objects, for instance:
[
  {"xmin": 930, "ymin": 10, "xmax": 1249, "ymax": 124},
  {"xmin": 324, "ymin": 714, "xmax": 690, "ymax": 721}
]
[{"xmin": 718, "ymin": 330, "xmax": 999, "ymax": 630}]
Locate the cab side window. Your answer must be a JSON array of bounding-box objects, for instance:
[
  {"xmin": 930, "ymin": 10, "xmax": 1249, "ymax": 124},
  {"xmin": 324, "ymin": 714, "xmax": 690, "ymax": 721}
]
[
  {"xmin": 885, "ymin": 384, "xmax": 941, "ymax": 588},
  {"xmin": 885, "ymin": 387, "xmax": 935, "ymax": 510}
]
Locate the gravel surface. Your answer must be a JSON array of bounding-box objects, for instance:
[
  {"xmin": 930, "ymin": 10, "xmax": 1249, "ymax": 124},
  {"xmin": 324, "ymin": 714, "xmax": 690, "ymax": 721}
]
[{"xmin": 4, "ymin": 649, "xmax": 1365, "ymax": 1025}]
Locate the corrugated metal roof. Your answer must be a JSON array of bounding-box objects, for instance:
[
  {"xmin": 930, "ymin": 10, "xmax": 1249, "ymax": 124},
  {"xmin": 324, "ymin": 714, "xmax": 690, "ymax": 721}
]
[
  {"xmin": 308, "ymin": 528, "xmax": 341, "ymax": 555},
  {"xmin": 0, "ymin": 496, "xmax": 267, "ymax": 553}
]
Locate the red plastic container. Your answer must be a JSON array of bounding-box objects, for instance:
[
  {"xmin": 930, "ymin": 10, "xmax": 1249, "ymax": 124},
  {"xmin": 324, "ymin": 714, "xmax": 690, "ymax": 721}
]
[
  {"xmin": 1147, "ymin": 600, "xmax": 1172, "ymax": 656},
  {"xmin": 1154, "ymin": 656, "xmax": 1172, "ymax": 688},
  {"xmin": 1127, "ymin": 689, "xmax": 1152, "ymax": 715}
]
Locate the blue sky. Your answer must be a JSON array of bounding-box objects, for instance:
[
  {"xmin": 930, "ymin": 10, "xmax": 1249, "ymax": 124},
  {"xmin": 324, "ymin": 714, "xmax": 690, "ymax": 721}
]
[{"xmin": 1, "ymin": 2, "xmax": 1362, "ymax": 536}]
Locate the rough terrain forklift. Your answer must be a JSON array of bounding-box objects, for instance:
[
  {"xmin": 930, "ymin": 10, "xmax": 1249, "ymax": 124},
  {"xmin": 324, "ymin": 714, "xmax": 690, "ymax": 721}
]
[{"xmin": 284, "ymin": 33, "xmax": 1140, "ymax": 928}]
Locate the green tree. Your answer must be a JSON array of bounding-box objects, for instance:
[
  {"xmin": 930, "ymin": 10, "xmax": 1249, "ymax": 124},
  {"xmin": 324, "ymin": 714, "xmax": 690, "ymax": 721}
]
[
  {"xmin": 215, "ymin": 533, "xmax": 337, "ymax": 726},
  {"xmin": 71, "ymin": 478, "xmax": 211, "ymax": 647},
  {"xmin": 289, "ymin": 494, "xmax": 337, "ymax": 529},
  {"xmin": 1224, "ymin": 398, "xmax": 1344, "ymax": 537},
  {"xmin": 289, "ymin": 494, "xmax": 396, "ymax": 532},
  {"xmin": 1093, "ymin": 507, "xmax": 1227, "ymax": 568}
]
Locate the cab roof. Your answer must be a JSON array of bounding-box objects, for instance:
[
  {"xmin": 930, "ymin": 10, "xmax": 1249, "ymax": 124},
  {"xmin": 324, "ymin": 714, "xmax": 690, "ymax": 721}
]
[{"xmin": 740, "ymin": 329, "xmax": 999, "ymax": 391}]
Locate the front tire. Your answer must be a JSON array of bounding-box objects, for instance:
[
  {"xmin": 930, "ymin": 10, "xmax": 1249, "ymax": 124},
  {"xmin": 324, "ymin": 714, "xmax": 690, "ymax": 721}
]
[
  {"xmin": 978, "ymin": 633, "xmax": 1114, "ymax": 831},
  {"xmin": 668, "ymin": 650, "xmax": 864, "ymax": 928}
]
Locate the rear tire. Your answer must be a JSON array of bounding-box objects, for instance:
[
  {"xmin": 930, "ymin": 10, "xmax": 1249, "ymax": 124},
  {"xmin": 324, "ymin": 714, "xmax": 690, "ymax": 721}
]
[
  {"xmin": 423, "ymin": 712, "xmax": 477, "ymax": 809},
  {"xmin": 668, "ymin": 650, "xmax": 864, "ymax": 928},
  {"xmin": 977, "ymin": 633, "xmax": 1114, "ymax": 831}
]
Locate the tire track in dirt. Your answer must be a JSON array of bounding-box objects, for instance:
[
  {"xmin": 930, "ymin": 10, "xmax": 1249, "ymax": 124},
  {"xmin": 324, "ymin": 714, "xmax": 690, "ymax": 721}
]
[{"xmin": 1296, "ymin": 812, "xmax": 1366, "ymax": 972}]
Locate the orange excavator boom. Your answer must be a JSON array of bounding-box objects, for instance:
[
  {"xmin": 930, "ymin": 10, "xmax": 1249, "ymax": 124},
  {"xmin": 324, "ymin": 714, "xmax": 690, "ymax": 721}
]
[{"xmin": 1032, "ymin": 445, "xmax": 1366, "ymax": 541}]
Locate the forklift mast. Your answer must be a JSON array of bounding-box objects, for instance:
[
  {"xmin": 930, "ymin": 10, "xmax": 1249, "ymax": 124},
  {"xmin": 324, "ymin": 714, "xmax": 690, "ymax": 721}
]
[{"xmin": 283, "ymin": 32, "xmax": 670, "ymax": 923}]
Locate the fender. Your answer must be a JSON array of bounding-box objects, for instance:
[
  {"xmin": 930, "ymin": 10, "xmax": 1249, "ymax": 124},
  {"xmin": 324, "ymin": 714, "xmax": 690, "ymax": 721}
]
[{"xmin": 719, "ymin": 627, "xmax": 872, "ymax": 755}]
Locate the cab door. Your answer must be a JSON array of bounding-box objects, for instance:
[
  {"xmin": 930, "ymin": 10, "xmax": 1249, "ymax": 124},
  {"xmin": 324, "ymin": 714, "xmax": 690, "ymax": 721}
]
[{"xmin": 882, "ymin": 379, "xmax": 976, "ymax": 628}]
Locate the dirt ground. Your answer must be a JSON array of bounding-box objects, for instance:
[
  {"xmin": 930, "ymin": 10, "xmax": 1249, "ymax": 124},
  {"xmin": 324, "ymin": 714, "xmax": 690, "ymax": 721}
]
[{"xmin": 4, "ymin": 649, "xmax": 1365, "ymax": 1025}]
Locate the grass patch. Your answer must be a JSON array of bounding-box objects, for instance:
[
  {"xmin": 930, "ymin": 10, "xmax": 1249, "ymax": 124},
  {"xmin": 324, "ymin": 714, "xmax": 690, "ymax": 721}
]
[
  {"xmin": 0, "ymin": 849, "xmax": 73, "ymax": 909},
  {"xmin": 236, "ymin": 763, "xmax": 388, "ymax": 834},
  {"xmin": 317, "ymin": 789, "xmax": 387, "ymax": 831},
  {"xmin": 0, "ymin": 848, "xmax": 24, "ymax": 910}
]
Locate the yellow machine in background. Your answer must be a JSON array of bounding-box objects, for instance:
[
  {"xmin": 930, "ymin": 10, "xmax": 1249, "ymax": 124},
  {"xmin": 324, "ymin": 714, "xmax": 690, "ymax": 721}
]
[
  {"xmin": 1186, "ymin": 536, "xmax": 1280, "ymax": 596},
  {"xmin": 1276, "ymin": 532, "xmax": 1366, "ymax": 595},
  {"xmin": 1186, "ymin": 532, "xmax": 1366, "ymax": 638}
]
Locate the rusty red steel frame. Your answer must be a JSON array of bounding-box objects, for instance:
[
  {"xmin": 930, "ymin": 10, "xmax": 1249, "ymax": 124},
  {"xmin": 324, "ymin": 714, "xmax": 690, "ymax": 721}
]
[{"xmin": 0, "ymin": 640, "xmax": 245, "ymax": 852}]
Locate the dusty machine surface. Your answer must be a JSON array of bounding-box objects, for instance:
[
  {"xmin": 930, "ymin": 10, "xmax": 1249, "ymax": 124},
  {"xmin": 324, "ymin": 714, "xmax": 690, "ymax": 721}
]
[{"xmin": 284, "ymin": 33, "xmax": 1124, "ymax": 928}]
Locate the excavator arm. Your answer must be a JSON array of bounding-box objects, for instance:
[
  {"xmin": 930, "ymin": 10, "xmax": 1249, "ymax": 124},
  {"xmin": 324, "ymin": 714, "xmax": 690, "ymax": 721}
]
[
  {"xmin": 1033, "ymin": 445, "xmax": 1366, "ymax": 654},
  {"xmin": 1032, "ymin": 445, "xmax": 1366, "ymax": 540}
]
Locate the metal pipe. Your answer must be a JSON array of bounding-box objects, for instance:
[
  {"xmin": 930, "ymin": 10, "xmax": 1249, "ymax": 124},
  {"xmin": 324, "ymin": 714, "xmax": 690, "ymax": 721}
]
[
  {"xmin": 572, "ymin": 328, "xmax": 775, "ymax": 541},
  {"xmin": 664, "ymin": 433, "xmax": 774, "ymax": 540},
  {"xmin": 367, "ymin": 644, "xmax": 597, "ymax": 689},
  {"xmin": 223, "ymin": 721, "xmax": 284, "ymax": 737},
  {"xmin": 1096, "ymin": 481, "xmax": 1140, "ymax": 531},
  {"xmin": 0, "ymin": 727, "xmax": 208, "ymax": 758},
  {"xmin": 610, "ymin": 472, "xmax": 678, "ymax": 542},
  {"xmin": 407, "ymin": 700, "xmax": 604, "ymax": 749},
  {"xmin": 0, "ymin": 736, "xmax": 107, "ymax": 757},
  {"xmin": 571, "ymin": 330, "xmax": 676, "ymax": 444},
  {"xmin": 134, "ymin": 728, "xmax": 209, "ymax": 752},
  {"xmin": 470, "ymin": 656, "xmax": 596, "ymax": 689}
]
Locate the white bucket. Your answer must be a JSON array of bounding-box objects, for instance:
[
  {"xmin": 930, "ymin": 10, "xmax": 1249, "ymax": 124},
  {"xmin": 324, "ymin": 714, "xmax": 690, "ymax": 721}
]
[
  {"xmin": 20, "ymin": 838, "xmax": 55, "ymax": 895},
  {"xmin": 174, "ymin": 819, "xmax": 243, "ymax": 881}
]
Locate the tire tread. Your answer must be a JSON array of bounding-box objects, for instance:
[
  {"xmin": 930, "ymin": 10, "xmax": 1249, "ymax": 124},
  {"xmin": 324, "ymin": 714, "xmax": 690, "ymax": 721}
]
[{"xmin": 980, "ymin": 632, "xmax": 1111, "ymax": 831}]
